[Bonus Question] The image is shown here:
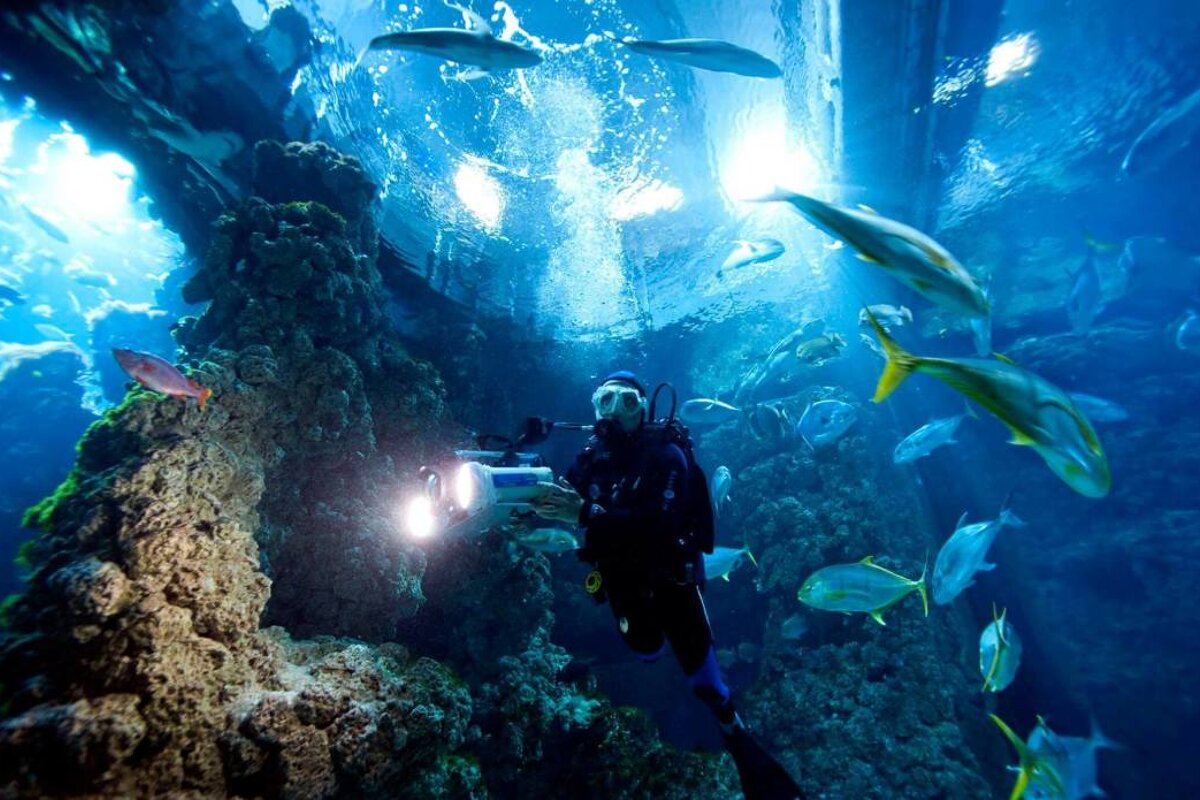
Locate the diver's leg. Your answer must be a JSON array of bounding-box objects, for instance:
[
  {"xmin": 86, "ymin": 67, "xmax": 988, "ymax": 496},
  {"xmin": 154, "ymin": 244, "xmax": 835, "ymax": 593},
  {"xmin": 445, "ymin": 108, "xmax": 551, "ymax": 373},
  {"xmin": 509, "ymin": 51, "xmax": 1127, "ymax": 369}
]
[
  {"xmin": 605, "ymin": 577, "xmax": 666, "ymax": 662},
  {"xmin": 659, "ymin": 583, "xmax": 736, "ymax": 722}
]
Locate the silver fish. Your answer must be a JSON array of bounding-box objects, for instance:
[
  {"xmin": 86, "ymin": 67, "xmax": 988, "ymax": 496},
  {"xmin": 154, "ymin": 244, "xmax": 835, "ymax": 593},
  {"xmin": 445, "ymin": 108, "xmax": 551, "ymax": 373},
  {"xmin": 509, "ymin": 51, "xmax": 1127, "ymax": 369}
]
[
  {"xmin": 710, "ymin": 466, "xmax": 732, "ymax": 516},
  {"xmin": 679, "ymin": 397, "xmax": 741, "ymax": 427},
  {"xmin": 797, "ymin": 399, "xmax": 856, "ymax": 448},
  {"xmin": 719, "ymin": 238, "xmax": 785, "ymax": 278},
  {"xmin": 932, "ymin": 505, "xmax": 1025, "ymax": 605},
  {"xmin": 1120, "ymin": 86, "xmax": 1200, "ymax": 178},
  {"xmin": 979, "ymin": 605, "xmax": 1022, "ymax": 693},
  {"xmin": 1173, "ymin": 309, "xmax": 1200, "ymax": 352},
  {"xmin": 365, "ymin": 3, "xmax": 540, "ymax": 75},
  {"xmin": 1067, "ymin": 243, "xmax": 1104, "ymax": 334},
  {"xmin": 893, "ymin": 407, "xmax": 973, "ymax": 464},
  {"xmin": 757, "ymin": 190, "xmax": 989, "ymax": 319},
  {"xmin": 512, "ymin": 526, "xmax": 579, "ymax": 554},
  {"xmin": 619, "ymin": 37, "xmax": 781, "ymax": 78},
  {"xmin": 1025, "ymin": 718, "xmax": 1118, "ymax": 800},
  {"xmin": 704, "ymin": 545, "xmax": 756, "ymax": 581},
  {"xmin": 858, "ymin": 304, "xmax": 913, "ymax": 331},
  {"xmin": 1067, "ymin": 392, "xmax": 1128, "ymax": 424},
  {"xmin": 798, "ymin": 556, "xmax": 928, "ymax": 625}
]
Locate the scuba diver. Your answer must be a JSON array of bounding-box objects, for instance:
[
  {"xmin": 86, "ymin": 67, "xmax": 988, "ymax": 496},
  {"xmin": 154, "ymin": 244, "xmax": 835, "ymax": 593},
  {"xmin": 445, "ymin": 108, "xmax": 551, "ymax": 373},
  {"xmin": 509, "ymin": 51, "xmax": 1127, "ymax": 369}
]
[{"xmin": 530, "ymin": 371, "xmax": 804, "ymax": 800}]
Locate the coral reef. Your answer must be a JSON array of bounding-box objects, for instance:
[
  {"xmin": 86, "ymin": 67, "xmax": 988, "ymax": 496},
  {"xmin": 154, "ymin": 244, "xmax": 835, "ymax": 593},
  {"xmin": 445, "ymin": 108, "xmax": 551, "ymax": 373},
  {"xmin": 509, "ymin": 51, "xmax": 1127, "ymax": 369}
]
[{"xmin": 1, "ymin": 140, "xmax": 737, "ymax": 798}]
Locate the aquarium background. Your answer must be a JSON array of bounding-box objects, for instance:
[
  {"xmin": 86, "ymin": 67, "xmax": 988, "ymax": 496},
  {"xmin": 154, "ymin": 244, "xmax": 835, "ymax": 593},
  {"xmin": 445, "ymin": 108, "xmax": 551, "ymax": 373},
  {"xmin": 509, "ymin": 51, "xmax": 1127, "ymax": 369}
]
[{"xmin": 1, "ymin": 0, "xmax": 1198, "ymax": 797}]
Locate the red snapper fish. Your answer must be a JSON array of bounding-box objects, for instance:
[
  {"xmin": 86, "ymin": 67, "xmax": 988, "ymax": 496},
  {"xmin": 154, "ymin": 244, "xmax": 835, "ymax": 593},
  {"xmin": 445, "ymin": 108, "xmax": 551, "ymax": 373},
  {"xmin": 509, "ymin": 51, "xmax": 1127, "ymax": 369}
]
[{"xmin": 112, "ymin": 348, "xmax": 212, "ymax": 410}]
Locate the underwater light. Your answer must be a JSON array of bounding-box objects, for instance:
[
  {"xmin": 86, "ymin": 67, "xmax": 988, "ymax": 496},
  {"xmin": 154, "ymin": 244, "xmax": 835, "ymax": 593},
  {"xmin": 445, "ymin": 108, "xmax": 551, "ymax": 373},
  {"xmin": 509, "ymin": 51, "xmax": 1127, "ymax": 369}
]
[
  {"xmin": 985, "ymin": 32, "xmax": 1039, "ymax": 87},
  {"xmin": 403, "ymin": 494, "xmax": 439, "ymax": 539},
  {"xmin": 454, "ymin": 161, "xmax": 503, "ymax": 231},
  {"xmin": 455, "ymin": 462, "xmax": 483, "ymax": 514},
  {"xmin": 720, "ymin": 123, "xmax": 821, "ymax": 201},
  {"xmin": 31, "ymin": 128, "xmax": 135, "ymax": 223}
]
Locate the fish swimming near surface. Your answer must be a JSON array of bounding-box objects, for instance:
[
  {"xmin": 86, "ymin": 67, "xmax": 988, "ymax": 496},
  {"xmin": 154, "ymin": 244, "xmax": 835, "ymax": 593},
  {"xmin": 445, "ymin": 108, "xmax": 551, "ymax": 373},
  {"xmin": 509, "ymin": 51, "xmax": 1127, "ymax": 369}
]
[
  {"xmin": 859, "ymin": 304, "xmax": 913, "ymax": 331},
  {"xmin": 512, "ymin": 526, "xmax": 579, "ymax": 554},
  {"xmin": 979, "ymin": 604, "xmax": 1022, "ymax": 693},
  {"xmin": 796, "ymin": 399, "xmax": 856, "ymax": 448},
  {"xmin": 0, "ymin": 284, "xmax": 24, "ymax": 306},
  {"xmin": 364, "ymin": 2, "xmax": 541, "ymax": 76},
  {"xmin": 864, "ymin": 311, "xmax": 1111, "ymax": 498},
  {"xmin": 755, "ymin": 190, "xmax": 989, "ymax": 319},
  {"xmin": 1067, "ymin": 392, "xmax": 1128, "ymax": 424},
  {"xmin": 34, "ymin": 324, "xmax": 73, "ymax": 341},
  {"xmin": 718, "ymin": 238, "xmax": 785, "ymax": 279},
  {"xmin": 893, "ymin": 405, "xmax": 975, "ymax": 464},
  {"xmin": 64, "ymin": 259, "xmax": 118, "ymax": 288},
  {"xmin": 23, "ymin": 206, "xmax": 70, "ymax": 244},
  {"xmin": 932, "ymin": 502, "xmax": 1025, "ymax": 605},
  {"xmin": 1120, "ymin": 85, "xmax": 1200, "ymax": 178},
  {"xmin": 113, "ymin": 348, "xmax": 212, "ymax": 410},
  {"xmin": 679, "ymin": 397, "xmax": 741, "ymax": 427},
  {"xmin": 1171, "ymin": 309, "xmax": 1200, "ymax": 353},
  {"xmin": 617, "ymin": 37, "xmax": 782, "ymax": 78},
  {"xmin": 797, "ymin": 555, "xmax": 928, "ymax": 625},
  {"xmin": 710, "ymin": 465, "xmax": 732, "ymax": 516},
  {"xmin": 704, "ymin": 545, "xmax": 757, "ymax": 582},
  {"xmin": 31, "ymin": 304, "xmax": 53, "ymax": 318}
]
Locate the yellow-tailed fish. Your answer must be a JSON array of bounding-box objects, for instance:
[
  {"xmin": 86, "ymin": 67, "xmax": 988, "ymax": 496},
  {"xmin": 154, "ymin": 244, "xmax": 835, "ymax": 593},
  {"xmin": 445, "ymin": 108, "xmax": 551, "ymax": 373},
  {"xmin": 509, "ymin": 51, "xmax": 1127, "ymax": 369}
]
[
  {"xmin": 754, "ymin": 189, "xmax": 989, "ymax": 319},
  {"xmin": 990, "ymin": 714, "xmax": 1066, "ymax": 800},
  {"xmin": 980, "ymin": 604, "xmax": 1023, "ymax": 692},
  {"xmin": 864, "ymin": 311, "xmax": 1111, "ymax": 498},
  {"xmin": 797, "ymin": 556, "xmax": 928, "ymax": 626}
]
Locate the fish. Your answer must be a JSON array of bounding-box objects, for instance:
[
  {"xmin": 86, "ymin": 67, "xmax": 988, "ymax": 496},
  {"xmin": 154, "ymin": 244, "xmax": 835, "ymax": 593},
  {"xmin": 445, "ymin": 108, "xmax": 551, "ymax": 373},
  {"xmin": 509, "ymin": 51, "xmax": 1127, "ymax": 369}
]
[
  {"xmin": 864, "ymin": 311, "xmax": 1111, "ymax": 498},
  {"xmin": 780, "ymin": 613, "xmax": 808, "ymax": 641},
  {"xmin": 512, "ymin": 526, "xmax": 579, "ymax": 554},
  {"xmin": 34, "ymin": 324, "xmax": 72, "ymax": 341},
  {"xmin": 617, "ymin": 37, "xmax": 781, "ymax": 78},
  {"xmin": 893, "ymin": 406, "xmax": 975, "ymax": 464},
  {"xmin": 969, "ymin": 310, "xmax": 993, "ymax": 357},
  {"xmin": 112, "ymin": 348, "xmax": 212, "ymax": 410},
  {"xmin": 704, "ymin": 545, "xmax": 757, "ymax": 582},
  {"xmin": 1172, "ymin": 309, "xmax": 1200, "ymax": 353},
  {"xmin": 0, "ymin": 284, "xmax": 24, "ymax": 306},
  {"xmin": 746, "ymin": 402, "xmax": 791, "ymax": 441},
  {"xmin": 710, "ymin": 465, "xmax": 732, "ymax": 516},
  {"xmin": 796, "ymin": 399, "xmax": 857, "ymax": 448},
  {"xmin": 734, "ymin": 318, "xmax": 825, "ymax": 402},
  {"xmin": 1067, "ymin": 239, "xmax": 1105, "ymax": 334},
  {"xmin": 1120, "ymin": 86, "xmax": 1200, "ymax": 178},
  {"xmin": 1025, "ymin": 718, "xmax": 1118, "ymax": 800},
  {"xmin": 64, "ymin": 260, "xmax": 117, "ymax": 288},
  {"xmin": 364, "ymin": 2, "xmax": 541, "ymax": 76},
  {"xmin": 859, "ymin": 332, "xmax": 886, "ymax": 361},
  {"xmin": 992, "ymin": 715, "xmax": 1117, "ymax": 800},
  {"xmin": 794, "ymin": 331, "xmax": 847, "ymax": 366},
  {"xmin": 979, "ymin": 604, "xmax": 1022, "ymax": 693},
  {"xmin": 22, "ymin": 206, "xmax": 70, "ymax": 243},
  {"xmin": 991, "ymin": 715, "xmax": 1067, "ymax": 800},
  {"xmin": 679, "ymin": 397, "xmax": 741, "ymax": 427},
  {"xmin": 798, "ymin": 556, "xmax": 928, "ymax": 625},
  {"xmin": 755, "ymin": 190, "xmax": 989, "ymax": 319},
  {"xmin": 718, "ymin": 238, "xmax": 785, "ymax": 279},
  {"xmin": 858, "ymin": 304, "xmax": 913, "ymax": 331},
  {"xmin": 1066, "ymin": 393, "xmax": 1128, "ymax": 424},
  {"xmin": 932, "ymin": 503, "xmax": 1025, "ymax": 605},
  {"xmin": 30, "ymin": 304, "xmax": 53, "ymax": 318}
]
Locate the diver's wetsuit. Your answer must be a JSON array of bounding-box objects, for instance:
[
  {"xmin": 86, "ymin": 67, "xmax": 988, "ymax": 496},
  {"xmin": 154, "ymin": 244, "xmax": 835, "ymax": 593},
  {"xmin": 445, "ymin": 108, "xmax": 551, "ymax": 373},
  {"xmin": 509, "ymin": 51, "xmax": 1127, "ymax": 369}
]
[{"xmin": 565, "ymin": 424, "xmax": 733, "ymax": 720}]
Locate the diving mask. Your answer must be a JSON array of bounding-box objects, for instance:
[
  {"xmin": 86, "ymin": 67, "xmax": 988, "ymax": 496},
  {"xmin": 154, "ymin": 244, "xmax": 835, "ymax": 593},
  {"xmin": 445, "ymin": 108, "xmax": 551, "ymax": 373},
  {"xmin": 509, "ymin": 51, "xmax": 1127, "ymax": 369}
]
[{"xmin": 591, "ymin": 381, "xmax": 646, "ymax": 421}]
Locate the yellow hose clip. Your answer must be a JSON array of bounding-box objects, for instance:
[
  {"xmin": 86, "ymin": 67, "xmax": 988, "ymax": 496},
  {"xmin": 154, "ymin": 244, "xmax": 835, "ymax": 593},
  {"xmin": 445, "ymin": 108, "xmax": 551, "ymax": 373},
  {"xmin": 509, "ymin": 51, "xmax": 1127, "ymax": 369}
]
[{"xmin": 584, "ymin": 570, "xmax": 603, "ymax": 595}]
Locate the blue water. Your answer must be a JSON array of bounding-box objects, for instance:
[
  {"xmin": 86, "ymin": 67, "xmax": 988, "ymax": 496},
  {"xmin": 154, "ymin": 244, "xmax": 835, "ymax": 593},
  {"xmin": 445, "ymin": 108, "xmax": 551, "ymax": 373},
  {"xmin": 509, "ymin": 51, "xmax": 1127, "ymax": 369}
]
[{"xmin": 2, "ymin": 0, "xmax": 1200, "ymax": 797}]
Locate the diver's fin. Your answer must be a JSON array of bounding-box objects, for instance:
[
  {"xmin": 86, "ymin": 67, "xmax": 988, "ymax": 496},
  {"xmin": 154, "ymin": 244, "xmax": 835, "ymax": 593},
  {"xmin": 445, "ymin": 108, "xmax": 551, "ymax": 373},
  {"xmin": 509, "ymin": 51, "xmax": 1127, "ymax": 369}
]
[{"xmin": 722, "ymin": 725, "xmax": 807, "ymax": 800}]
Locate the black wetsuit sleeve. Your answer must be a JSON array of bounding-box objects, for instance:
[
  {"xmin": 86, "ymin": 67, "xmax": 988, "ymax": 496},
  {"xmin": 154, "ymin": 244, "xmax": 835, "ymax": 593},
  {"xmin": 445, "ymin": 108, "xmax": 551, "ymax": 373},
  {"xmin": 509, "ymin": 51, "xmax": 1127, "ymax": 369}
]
[{"xmin": 579, "ymin": 443, "xmax": 689, "ymax": 558}]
